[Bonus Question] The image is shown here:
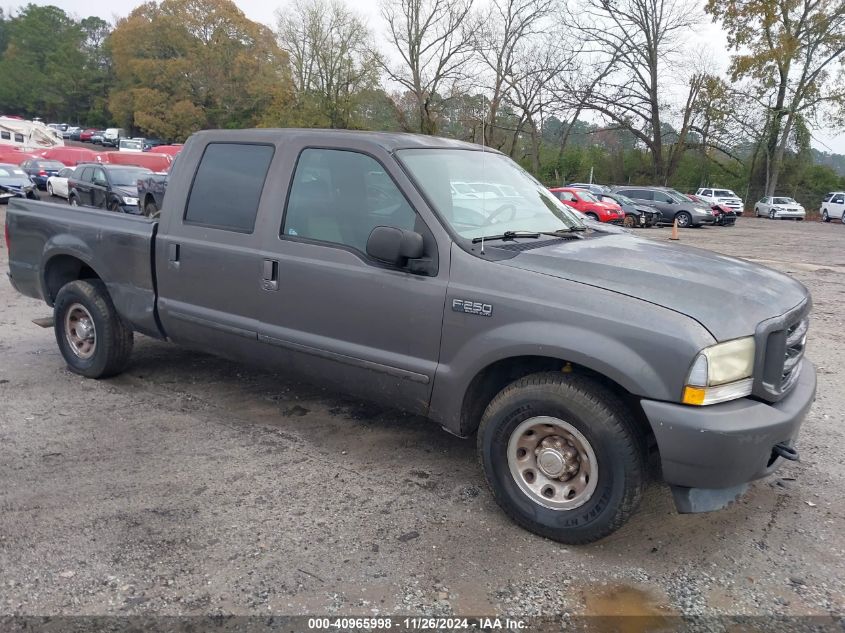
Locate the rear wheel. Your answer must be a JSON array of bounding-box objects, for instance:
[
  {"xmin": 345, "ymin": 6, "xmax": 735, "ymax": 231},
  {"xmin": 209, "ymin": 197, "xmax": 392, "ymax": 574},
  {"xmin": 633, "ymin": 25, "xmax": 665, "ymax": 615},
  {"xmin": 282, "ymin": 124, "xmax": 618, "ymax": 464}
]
[
  {"xmin": 477, "ymin": 373, "xmax": 646, "ymax": 544},
  {"xmin": 675, "ymin": 211, "xmax": 692, "ymax": 228},
  {"xmin": 53, "ymin": 280, "xmax": 133, "ymax": 378}
]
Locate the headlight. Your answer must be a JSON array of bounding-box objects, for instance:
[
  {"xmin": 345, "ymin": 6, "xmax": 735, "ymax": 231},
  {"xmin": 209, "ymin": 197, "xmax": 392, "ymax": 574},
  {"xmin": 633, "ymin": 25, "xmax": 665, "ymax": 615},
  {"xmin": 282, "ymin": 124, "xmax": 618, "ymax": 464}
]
[
  {"xmin": 682, "ymin": 337, "xmax": 755, "ymax": 405},
  {"xmin": 122, "ymin": 196, "xmax": 139, "ymax": 206}
]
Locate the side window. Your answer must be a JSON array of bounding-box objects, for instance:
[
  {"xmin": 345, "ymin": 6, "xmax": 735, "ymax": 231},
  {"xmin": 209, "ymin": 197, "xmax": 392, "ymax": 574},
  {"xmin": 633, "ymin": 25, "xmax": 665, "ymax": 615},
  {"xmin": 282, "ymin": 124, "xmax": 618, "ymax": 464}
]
[
  {"xmin": 184, "ymin": 143, "xmax": 274, "ymax": 233},
  {"xmin": 0, "ymin": 131, "xmax": 9, "ymax": 140},
  {"xmin": 556, "ymin": 190, "xmax": 577, "ymax": 202},
  {"xmin": 14, "ymin": 133, "xmax": 24, "ymax": 143},
  {"xmin": 630, "ymin": 189, "xmax": 653, "ymax": 201},
  {"xmin": 283, "ymin": 148, "xmax": 417, "ymax": 253},
  {"xmin": 834, "ymin": 194, "xmax": 845, "ymax": 204},
  {"xmin": 702, "ymin": 189, "xmax": 712, "ymax": 197},
  {"xmin": 653, "ymin": 191, "xmax": 673, "ymax": 203},
  {"xmin": 93, "ymin": 167, "xmax": 106, "ymax": 184},
  {"xmin": 80, "ymin": 167, "xmax": 93, "ymax": 182}
]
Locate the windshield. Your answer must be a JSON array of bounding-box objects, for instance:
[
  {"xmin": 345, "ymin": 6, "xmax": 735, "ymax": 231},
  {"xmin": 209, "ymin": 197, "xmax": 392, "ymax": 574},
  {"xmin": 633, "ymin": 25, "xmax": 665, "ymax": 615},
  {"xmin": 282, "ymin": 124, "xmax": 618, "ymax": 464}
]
[
  {"xmin": 109, "ymin": 168, "xmax": 151, "ymax": 186},
  {"xmin": 610, "ymin": 194, "xmax": 633, "ymax": 205},
  {"xmin": 773, "ymin": 197, "xmax": 797, "ymax": 205},
  {"xmin": 0, "ymin": 166, "xmax": 27, "ymax": 177},
  {"xmin": 397, "ymin": 149, "xmax": 584, "ymax": 239}
]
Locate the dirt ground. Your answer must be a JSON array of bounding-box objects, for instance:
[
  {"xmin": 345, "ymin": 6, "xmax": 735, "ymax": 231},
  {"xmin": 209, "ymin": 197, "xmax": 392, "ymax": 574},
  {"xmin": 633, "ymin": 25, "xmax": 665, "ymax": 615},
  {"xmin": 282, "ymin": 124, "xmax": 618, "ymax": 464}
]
[{"xmin": 1, "ymin": 208, "xmax": 843, "ymax": 624}]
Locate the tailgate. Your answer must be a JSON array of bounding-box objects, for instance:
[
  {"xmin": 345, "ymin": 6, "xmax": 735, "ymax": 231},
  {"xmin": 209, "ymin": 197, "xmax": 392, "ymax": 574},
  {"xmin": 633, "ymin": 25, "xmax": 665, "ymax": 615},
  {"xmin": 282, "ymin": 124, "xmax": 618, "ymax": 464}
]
[{"xmin": 6, "ymin": 199, "xmax": 160, "ymax": 338}]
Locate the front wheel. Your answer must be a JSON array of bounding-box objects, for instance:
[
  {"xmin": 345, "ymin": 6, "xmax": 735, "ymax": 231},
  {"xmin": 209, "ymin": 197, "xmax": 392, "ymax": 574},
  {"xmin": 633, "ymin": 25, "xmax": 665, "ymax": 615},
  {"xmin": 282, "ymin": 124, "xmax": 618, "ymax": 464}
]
[
  {"xmin": 144, "ymin": 199, "xmax": 159, "ymax": 218},
  {"xmin": 47, "ymin": 182, "xmax": 54, "ymax": 196},
  {"xmin": 585, "ymin": 212, "xmax": 599, "ymax": 222},
  {"xmin": 622, "ymin": 215, "xmax": 636, "ymax": 228},
  {"xmin": 675, "ymin": 211, "xmax": 692, "ymax": 228},
  {"xmin": 822, "ymin": 210, "xmax": 830, "ymax": 222},
  {"xmin": 477, "ymin": 373, "xmax": 646, "ymax": 544},
  {"xmin": 69, "ymin": 194, "xmax": 79, "ymax": 207},
  {"xmin": 769, "ymin": 210, "xmax": 776, "ymax": 219},
  {"xmin": 53, "ymin": 280, "xmax": 133, "ymax": 378}
]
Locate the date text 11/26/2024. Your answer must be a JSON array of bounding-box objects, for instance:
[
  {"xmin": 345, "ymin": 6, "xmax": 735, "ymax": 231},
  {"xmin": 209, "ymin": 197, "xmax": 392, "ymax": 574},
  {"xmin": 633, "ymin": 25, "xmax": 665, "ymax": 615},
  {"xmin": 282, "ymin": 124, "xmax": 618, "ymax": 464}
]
[{"xmin": 308, "ymin": 617, "xmax": 527, "ymax": 630}]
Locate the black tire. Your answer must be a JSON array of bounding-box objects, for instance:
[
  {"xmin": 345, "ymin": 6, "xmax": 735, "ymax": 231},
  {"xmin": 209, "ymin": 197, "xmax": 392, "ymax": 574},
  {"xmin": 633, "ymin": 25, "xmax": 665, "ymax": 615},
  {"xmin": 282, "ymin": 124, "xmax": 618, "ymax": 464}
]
[
  {"xmin": 53, "ymin": 280, "xmax": 133, "ymax": 378},
  {"xmin": 144, "ymin": 199, "xmax": 159, "ymax": 218},
  {"xmin": 477, "ymin": 372, "xmax": 646, "ymax": 544},
  {"xmin": 769, "ymin": 210, "xmax": 776, "ymax": 220},
  {"xmin": 675, "ymin": 211, "xmax": 692, "ymax": 228},
  {"xmin": 755, "ymin": 207, "xmax": 760, "ymax": 217},
  {"xmin": 108, "ymin": 198, "xmax": 121, "ymax": 212},
  {"xmin": 47, "ymin": 182, "xmax": 54, "ymax": 196},
  {"xmin": 822, "ymin": 210, "xmax": 830, "ymax": 222},
  {"xmin": 586, "ymin": 212, "xmax": 599, "ymax": 222},
  {"xmin": 69, "ymin": 194, "xmax": 79, "ymax": 207}
]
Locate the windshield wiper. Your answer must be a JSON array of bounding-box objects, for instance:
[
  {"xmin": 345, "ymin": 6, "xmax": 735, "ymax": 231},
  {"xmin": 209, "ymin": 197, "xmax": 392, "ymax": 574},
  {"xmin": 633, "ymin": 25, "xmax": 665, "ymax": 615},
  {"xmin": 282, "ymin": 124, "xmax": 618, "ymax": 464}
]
[{"xmin": 471, "ymin": 228, "xmax": 584, "ymax": 243}]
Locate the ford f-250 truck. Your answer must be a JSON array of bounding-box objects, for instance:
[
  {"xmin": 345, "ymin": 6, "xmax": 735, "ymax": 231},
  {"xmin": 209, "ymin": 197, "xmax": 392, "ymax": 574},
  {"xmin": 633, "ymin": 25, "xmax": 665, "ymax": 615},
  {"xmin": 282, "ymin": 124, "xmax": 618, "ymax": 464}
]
[{"xmin": 5, "ymin": 129, "xmax": 816, "ymax": 544}]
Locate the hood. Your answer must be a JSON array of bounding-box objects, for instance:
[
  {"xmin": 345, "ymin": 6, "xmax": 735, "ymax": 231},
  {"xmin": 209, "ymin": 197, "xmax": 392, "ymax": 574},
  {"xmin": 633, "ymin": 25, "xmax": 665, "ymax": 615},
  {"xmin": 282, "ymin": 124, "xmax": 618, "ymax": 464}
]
[
  {"xmin": 500, "ymin": 233, "xmax": 808, "ymax": 341},
  {"xmin": 113, "ymin": 185, "xmax": 139, "ymax": 199},
  {"xmin": 0, "ymin": 176, "xmax": 33, "ymax": 189}
]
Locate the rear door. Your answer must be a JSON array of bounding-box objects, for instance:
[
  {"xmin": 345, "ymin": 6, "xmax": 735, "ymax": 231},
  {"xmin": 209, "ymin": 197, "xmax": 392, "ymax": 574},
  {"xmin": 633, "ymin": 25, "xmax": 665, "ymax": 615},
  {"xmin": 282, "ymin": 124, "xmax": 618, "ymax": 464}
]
[
  {"xmin": 90, "ymin": 166, "xmax": 109, "ymax": 208},
  {"xmin": 257, "ymin": 143, "xmax": 448, "ymax": 414},
  {"xmin": 74, "ymin": 167, "xmax": 94, "ymax": 205},
  {"xmin": 155, "ymin": 141, "xmax": 275, "ymax": 361}
]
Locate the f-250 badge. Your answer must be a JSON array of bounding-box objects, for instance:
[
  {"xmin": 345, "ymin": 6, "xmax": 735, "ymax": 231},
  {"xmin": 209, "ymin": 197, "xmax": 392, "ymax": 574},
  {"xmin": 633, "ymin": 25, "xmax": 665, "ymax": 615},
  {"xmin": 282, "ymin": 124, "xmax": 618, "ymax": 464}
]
[{"xmin": 452, "ymin": 299, "xmax": 493, "ymax": 317}]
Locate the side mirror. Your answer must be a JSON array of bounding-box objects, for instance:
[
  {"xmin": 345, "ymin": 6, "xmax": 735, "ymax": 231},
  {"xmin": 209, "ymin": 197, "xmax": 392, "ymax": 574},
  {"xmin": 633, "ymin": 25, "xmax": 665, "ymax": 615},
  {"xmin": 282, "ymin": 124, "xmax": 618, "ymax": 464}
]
[{"xmin": 366, "ymin": 226, "xmax": 424, "ymax": 266}]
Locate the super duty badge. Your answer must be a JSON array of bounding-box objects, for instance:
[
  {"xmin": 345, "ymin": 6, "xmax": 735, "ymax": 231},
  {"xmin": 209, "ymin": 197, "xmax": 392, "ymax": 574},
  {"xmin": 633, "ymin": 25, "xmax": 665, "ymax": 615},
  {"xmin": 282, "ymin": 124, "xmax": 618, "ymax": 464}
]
[{"xmin": 453, "ymin": 299, "xmax": 493, "ymax": 317}]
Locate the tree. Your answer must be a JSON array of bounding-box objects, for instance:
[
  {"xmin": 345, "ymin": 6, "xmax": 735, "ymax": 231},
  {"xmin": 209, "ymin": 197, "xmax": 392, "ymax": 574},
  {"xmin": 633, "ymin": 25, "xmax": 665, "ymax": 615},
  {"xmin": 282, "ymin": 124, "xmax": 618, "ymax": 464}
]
[
  {"xmin": 574, "ymin": 0, "xmax": 699, "ymax": 183},
  {"xmin": 707, "ymin": 0, "xmax": 845, "ymax": 196},
  {"xmin": 276, "ymin": 0, "xmax": 381, "ymax": 129},
  {"xmin": 474, "ymin": 0, "xmax": 554, "ymax": 148},
  {"xmin": 109, "ymin": 0, "xmax": 291, "ymax": 140},
  {"xmin": 381, "ymin": 0, "xmax": 475, "ymax": 134}
]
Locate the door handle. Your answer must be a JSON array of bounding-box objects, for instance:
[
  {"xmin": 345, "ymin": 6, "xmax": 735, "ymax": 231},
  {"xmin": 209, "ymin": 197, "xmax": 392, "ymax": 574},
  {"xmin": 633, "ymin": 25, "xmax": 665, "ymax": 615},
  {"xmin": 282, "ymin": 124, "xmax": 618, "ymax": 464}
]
[
  {"xmin": 262, "ymin": 259, "xmax": 279, "ymax": 291},
  {"xmin": 168, "ymin": 243, "xmax": 180, "ymax": 269}
]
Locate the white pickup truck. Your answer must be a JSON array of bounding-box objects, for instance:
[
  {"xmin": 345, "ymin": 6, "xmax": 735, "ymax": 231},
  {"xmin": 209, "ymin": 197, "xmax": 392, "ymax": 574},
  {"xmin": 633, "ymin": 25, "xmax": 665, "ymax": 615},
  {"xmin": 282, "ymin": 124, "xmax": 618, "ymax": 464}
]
[{"xmin": 695, "ymin": 188, "xmax": 744, "ymax": 215}]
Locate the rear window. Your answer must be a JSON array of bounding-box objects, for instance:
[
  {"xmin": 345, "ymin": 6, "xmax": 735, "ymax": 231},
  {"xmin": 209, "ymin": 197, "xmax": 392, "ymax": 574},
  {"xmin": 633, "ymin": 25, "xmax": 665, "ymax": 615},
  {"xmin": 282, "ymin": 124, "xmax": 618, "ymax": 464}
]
[
  {"xmin": 184, "ymin": 143, "xmax": 274, "ymax": 233},
  {"xmin": 40, "ymin": 161, "xmax": 65, "ymax": 170},
  {"xmin": 713, "ymin": 189, "xmax": 735, "ymax": 197}
]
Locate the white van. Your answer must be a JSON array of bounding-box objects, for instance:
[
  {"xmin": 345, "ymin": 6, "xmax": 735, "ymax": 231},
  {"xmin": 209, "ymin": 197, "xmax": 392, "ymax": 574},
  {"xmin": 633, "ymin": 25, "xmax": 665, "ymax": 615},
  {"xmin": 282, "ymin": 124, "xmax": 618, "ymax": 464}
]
[{"xmin": 103, "ymin": 128, "xmax": 126, "ymax": 147}]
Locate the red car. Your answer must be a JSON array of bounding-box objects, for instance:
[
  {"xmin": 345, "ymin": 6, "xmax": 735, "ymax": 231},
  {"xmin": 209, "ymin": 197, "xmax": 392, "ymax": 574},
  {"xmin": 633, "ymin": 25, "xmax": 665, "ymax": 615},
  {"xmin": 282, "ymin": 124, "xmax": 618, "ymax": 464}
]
[
  {"xmin": 549, "ymin": 187, "xmax": 624, "ymax": 223},
  {"xmin": 79, "ymin": 128, "xmax": 98, "ymax": 142}
]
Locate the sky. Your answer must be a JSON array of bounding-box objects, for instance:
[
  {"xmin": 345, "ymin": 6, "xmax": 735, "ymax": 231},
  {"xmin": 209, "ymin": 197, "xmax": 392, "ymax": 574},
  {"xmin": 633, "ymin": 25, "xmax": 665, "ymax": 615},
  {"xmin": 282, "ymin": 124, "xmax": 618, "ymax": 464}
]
[{"xmin": 12, "ymin": 0, "xmax": 845, "ymax": 154}]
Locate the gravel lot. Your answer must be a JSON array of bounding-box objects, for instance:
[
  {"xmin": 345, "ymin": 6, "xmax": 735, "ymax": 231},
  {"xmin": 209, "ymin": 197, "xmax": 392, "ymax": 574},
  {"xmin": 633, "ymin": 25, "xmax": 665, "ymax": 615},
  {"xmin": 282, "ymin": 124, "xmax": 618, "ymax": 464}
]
[{"xmin": 1, "ymin": 208, "xmax": 843, "ymax": 623}]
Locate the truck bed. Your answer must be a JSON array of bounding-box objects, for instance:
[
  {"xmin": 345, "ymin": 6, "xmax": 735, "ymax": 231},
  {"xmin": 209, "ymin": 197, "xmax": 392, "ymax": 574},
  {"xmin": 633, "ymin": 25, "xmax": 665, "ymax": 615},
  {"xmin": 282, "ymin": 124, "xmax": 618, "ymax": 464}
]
[{"xmin": 5, "ymin": 198, "xmax": 163, "ymax": 338}]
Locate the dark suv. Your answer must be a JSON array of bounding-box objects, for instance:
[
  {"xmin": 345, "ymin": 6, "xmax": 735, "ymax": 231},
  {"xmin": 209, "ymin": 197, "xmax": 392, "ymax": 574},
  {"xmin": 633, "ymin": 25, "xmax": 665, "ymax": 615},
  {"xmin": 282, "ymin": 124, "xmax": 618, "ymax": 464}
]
[
  {"xmin": 611, "ymin": 186, "xmax": 715, "ymax": 228},
  {"xmin": 67, "ymin": 163, "xmax": 152, "ymax": 213}
]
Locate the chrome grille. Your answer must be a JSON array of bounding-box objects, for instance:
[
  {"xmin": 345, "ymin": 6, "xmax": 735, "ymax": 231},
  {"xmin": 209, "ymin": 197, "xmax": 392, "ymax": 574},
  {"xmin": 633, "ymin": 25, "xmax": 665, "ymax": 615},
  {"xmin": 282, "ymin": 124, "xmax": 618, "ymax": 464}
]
[{"xmin": 781, "ymin": 318, "xmax": 808, "ymax": 392}]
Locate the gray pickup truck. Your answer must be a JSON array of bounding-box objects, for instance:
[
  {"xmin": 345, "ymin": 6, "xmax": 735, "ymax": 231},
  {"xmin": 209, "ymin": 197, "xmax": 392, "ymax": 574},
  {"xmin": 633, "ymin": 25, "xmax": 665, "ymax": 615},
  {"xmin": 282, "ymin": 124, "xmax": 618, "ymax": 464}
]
[{"xmin": 5, "ymin": 129, "xmax": 816, "ymax": 543}]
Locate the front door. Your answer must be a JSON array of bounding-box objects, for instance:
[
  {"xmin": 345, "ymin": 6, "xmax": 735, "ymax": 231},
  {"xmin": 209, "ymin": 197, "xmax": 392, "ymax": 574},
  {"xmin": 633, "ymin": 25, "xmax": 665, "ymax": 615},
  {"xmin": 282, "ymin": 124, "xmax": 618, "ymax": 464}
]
[{"xmin": 258, "ymin": 145, "xmax": 448, "ymax": 414}]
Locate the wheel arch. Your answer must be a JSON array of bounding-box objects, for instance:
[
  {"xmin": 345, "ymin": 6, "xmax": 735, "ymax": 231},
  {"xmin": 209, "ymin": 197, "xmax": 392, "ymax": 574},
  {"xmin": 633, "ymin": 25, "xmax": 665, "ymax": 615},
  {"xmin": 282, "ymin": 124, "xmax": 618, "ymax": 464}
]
[{"xmin": 42, "ymin": 252, "xmax": 103, "ymax": 306}]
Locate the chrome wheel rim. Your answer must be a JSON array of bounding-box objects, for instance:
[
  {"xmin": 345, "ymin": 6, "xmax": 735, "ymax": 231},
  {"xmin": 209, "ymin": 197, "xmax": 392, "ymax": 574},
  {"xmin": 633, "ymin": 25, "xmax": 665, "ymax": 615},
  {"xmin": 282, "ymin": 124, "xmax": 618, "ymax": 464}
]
[
  {"xmin": 64, "ymin": 303, "xmax": 96, "ymax": 359},
  {"xmin": 676, "ymin": 213, "xmax": 690, "ymax": 227},
  {"xmin": 507, "ymin": 416, "xmax": 598, "ymax": 510}
]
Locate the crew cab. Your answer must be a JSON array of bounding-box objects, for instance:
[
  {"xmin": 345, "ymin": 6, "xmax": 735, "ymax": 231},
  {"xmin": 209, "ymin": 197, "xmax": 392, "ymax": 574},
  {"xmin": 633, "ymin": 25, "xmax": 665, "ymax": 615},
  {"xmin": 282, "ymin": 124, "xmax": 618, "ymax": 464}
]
[
  {"xmin": 821, "ymin": 192, "xmax": 845, "ymax": 223},
  {"xmin": 549, "ymin": 187, "xmax": 624, "ymax": 223},
  {"xmin": 696, "ymin": 188, "xmax": 744, "ymax": 215},
  {"xmin": 5, "ymin": 129, "xmax": 817, "ymax": 544}
]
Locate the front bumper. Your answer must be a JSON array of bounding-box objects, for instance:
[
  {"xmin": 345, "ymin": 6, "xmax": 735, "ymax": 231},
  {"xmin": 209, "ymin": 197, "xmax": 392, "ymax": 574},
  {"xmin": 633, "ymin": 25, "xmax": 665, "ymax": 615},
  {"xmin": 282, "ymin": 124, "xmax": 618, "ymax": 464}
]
[
  {"xmin": 774, "ymin": 211, "xmax": 806, "ymax": 219},
  {"xmin": 641, "ymin": 359, "xmax": 816, "ymax": 492}
]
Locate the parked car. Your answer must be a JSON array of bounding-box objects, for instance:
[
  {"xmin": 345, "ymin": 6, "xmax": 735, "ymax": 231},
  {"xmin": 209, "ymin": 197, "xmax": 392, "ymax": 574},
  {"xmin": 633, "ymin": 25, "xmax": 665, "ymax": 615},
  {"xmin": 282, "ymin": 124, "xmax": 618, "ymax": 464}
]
[
  {"xmin": 549, "ymin": 186, "xmax": 624, "ymax": 223},
  {"xmin": 67, "ymin": 163, "xmax": 151, "ymax": 212},
  {"xmin": 46, "ymin": 166, "xmax": 75, "ymax": 199},
  {"xmin": 597, "ymin": 191, "xmax": 660, "ymax": 228},
  {"xmin": 5, "ymin": 129, "xmax": 816, "ymax": 545},
  {"xmin": 567, "ymin": 183, "xmax": 610, "ymax": 195},
  {"xmin": 0, "ymin": 163, "xmax": 38, "ymax": 202},
  {"xmin": 118, "ymin": 138, "xmax": 144, "ymax": 153},
  {"xmin": 754, "ymin": 196, "xmax": 806, "ymax": 220},
  {"xmin": 695, "ymin": 188, "xmax": 744, "ymax": 215},
  {"xmin": 90, "ymin": 131, "xmax": 105, "ymax": 145},
  {"xmin": 69, "ymin": 127, "xmax": 84, "ymax": 141},
  {"xmin": 79, "ymin": 128, "xmax": 98, "ymax": 142},
  {"xmin": 685, "ymin": 194, "xmax": 737, "ymax": 227},
  {"xmin": 137, "ymin": 157, "xmax": 176, "ymax": 217},
  {"xmin": 102, "ymin": 128, "xmax": 126, "ymax": 147},
  {"xmin": 141, "ymin": 138, "xmax": 166, "ymax": 151},
  {"xmin": 19, "ymin": 158, "xmax": 66, "ymax": 190},
  {"xmin": 611, "ymin": 186, "xmax": 715, "ymax": 227},
  {"xmin": 820, "ymin": 192, "xmax": 845, "ymax": 223},
  {"xmin": 61, "ymin": 126, "xmax": 78, "ymax": 139},
  {"xmin": 37, "ymin": 146, "xmax": 102, "ymax": 166}
]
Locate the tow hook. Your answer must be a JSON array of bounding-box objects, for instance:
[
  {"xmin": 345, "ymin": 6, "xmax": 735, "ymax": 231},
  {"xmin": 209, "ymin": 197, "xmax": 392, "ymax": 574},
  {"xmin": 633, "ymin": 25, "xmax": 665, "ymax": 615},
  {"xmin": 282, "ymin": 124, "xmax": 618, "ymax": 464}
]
[{"xmin": 773, "ymin": 442, "xmax": 799, "ymax": 461}]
